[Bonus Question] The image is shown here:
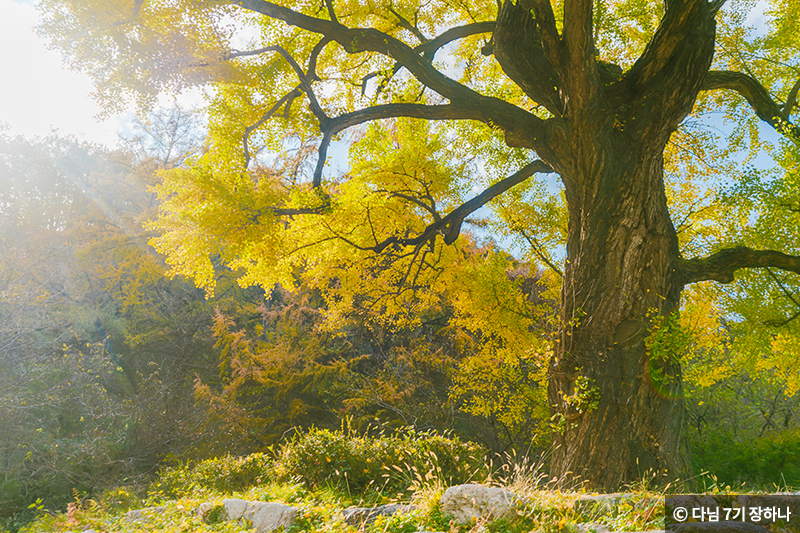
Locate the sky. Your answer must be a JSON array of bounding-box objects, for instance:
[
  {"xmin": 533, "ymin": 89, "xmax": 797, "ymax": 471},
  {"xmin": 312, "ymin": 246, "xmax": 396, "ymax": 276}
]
[{"xmin": 0, "ymin": 0, "xmax": 133, "ymax": 145}]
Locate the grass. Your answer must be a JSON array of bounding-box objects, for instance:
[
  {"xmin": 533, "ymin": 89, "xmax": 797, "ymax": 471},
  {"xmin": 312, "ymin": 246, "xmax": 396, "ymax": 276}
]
[
  {"xmin": 15, "ymin": 458, "xmax": 675, "ymax": 533},
  {"xmin": 12, "ymin": 427, "xmax": 797, "ymax": 533}
]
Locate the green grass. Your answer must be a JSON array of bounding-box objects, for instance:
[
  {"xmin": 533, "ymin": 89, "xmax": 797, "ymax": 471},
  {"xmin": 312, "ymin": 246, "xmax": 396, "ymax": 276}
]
[
  {"xmin": 13, "ymin": 427, "xmax": 795, "ymax": 533},
  {"xmin": 17, "ymin": 466, "xmax": 670, "ymax": 533}
]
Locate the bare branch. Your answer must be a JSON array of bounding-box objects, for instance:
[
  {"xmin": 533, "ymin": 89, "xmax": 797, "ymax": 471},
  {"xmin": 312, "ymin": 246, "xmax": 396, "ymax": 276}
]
[
  {"xmin": 307, "ymin": 37, "xmax": 332, "ymax": 81},
  {"xmin": 312, "ymin": 129, "xmax": 332, "ymax": 187},
  {"xmin": 360, "ymin": 21, "xmax": 494, "ymax": 97},
  {"xmin": 681, "ymin": 246, "xmax": 800, "ymax": 285},
  {"xmin": 310, "ymin": 102, "xmax": 538, "ymax": 185},
  {"xmin": 266, "ymin": 45, "xmax": 329, "ymax": 124},
  {"xmin": 703, "ymin": 70, "xmax": 800, "ymax": 142}
]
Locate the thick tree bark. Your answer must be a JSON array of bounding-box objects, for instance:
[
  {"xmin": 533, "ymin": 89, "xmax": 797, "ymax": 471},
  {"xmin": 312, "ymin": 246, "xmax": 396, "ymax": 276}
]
[
  {"xmin": 492, "ymin": 0, "xmax": 717, "ymax": 489},
  {"xmin": 547, "ymin": 139, "xmax": 689, "ymax": 489}
]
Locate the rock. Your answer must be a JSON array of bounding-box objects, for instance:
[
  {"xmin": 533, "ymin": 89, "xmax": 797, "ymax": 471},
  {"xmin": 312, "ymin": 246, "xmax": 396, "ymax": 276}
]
[
  {"xmin": 667, "ymin": 522, "xmax": 771, "ymax": 533},
  {"xmin": 196, "ymin": 502, "xmax": 227, "ymax": 524},
  {"xmin": 342, "ymin": 503, "xmax": 416, "ymax": 527},
  {"xmin": 222, "ymin": 498, "xmax": 298, "ymax": 533},
  {"xmin": 124, "ymin": 505, "xmax": 166, "ymax": 523},
  {"xmin": 439, "ymin": 484, "xmax": 519, "ymax": 524}
]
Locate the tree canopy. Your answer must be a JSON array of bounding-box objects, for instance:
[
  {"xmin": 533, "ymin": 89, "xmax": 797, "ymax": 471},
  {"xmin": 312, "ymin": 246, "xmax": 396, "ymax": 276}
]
[{"xmin": 37, "ymin": 0, "xmax": 800, "ymax": 488}]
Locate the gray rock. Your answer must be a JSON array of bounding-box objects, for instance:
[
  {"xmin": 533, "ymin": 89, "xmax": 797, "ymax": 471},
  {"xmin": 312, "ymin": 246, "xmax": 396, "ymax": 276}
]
[
  {"xmin": 439, "ymin": 484, "xmax": 519, "ymax": 524},
  {"xmin": 124, "ymin": 505, "xmax": 166, "ymax": 523},
  {"xmin": 667, "ymin": 522, "xmax": 770, "ymax": 533},
  {"xmin": 222, "ymin": 498, "xmax": 298, "ymax": 533},
  {"xmin": 196, "ymin": 501, "xmax": 229, "ymax": 524},
  {"xmin": 342, "ymin": 503, "xmax": 416, "ymax": 527}
]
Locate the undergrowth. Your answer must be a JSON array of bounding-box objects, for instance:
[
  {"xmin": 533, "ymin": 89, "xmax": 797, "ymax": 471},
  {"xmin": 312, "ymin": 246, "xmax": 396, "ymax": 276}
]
[{"xmin": 12, "ymin": 427, "xmax": 788, "ymax": 533}]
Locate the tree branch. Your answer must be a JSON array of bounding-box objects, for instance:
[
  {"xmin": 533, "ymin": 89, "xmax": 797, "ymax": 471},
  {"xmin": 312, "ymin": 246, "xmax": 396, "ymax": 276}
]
[
  {"xmin": 243, "ymin": 85, "xmax": 303, "ymax": 167},
  {"xmin": 562, "ymin": 0, "xmax": 596, "ymax": 106},
  {"xmin": 494, "ymin": 0, "xmax": 563, "ymax": 115},
  {"xmin": 784, "ymin": 76, "xmax": 800, "ymax": 117},
  {"xmin": 361, "ymin": 22, "xmax": 494, "ymax": 97},
  {"xmin": 311, "ymin": 102, "xmax": 539, "ymax": 186},
  {"xmin": 324, "ymin": 0, "xmax": 339, "ymax": 25},
  {"xmin": 681, "ymin": 246, "xmax": 800, "ymax": 285},
  {"xmin": 388, "ymin": 7, "xmax": 427, "ymax": 43},
  {"xmin": 233, "ymin": 0, "xmax": 545, "ymax": 151},
  {"xmin": 266, "ymin": 45, "xmax": 329, "ymax": 125},
  {"xmin": 416, "ymin": 21, "xmax": 495, "ymax": 60},
  {"xmin": 363, "ymin": 160, "xmax": 553, "ymax": 252},
  {"xmin": 703, "ymin": 70, "xmax": 800, "ymax": 141}
]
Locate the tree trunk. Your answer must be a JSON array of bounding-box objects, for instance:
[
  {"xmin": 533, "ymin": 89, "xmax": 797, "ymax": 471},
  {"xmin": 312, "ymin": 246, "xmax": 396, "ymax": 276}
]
[
  {"xmin": 490, "ymin": 0, "xmax": 718, "ymax": 491},
  {"xmin": 547, "ymin": 130, "xmax": 690, "ymax": 489}
]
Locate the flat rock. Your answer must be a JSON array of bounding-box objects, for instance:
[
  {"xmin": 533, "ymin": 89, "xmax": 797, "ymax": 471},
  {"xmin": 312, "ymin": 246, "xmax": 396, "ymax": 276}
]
[
  {"xmin": 439, "ymin": 484, "xmax": 519, "ymax": 524},
  {"xmin": 342, "ymin": 503, "xmax": 416, "ymax": 527},
  {"xmin": 222, "ymin": 498, "xmax": 298, "ymax": 533},
  {"xmin": 124, "ymin": 505, "xmax": 166, "ymax": 523}
]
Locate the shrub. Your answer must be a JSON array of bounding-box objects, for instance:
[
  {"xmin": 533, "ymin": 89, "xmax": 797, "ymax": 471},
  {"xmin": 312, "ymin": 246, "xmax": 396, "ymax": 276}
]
[
  {"xmin": 151, "ymin": 452, "xmax": 274, "ymax": 497},
  {"xmin": 692, "ymin": 429, "xmax": 800, "ymax": 489},
  {"xmin": 277, "ymin": 426, "xmax": 487, "ymax": 497}
]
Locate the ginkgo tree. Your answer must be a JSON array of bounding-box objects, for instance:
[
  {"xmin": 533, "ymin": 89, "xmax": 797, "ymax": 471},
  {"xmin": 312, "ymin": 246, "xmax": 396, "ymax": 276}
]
[{"xmin": 38, "ymin": 0, "xmax": 800, "ymax": 488}]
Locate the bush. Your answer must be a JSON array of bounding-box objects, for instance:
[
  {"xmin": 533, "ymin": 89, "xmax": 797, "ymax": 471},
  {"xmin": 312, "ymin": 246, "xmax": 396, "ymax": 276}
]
[
  {"xmin": 277, "ymin": 426, "xmax": 487, "ymax": 497},
  {"xmin": 150, "ymin": 452, "xmax": 274, "ymax": 497},
  {"xmin": 692, "ymin": 429, "xmax": 800, "ymax": 489}
]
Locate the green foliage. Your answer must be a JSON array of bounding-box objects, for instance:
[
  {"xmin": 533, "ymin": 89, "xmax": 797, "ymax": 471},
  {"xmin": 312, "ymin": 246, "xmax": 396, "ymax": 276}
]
[
  {"xmin": 152, "ymin": 453, "xmax": 275, "ymax": 497},
  {"xmin": 692, "ymin": 428, "xmax": 800, "ymax": 489},
  {"xmin": 98, "ymin": 487, "xmax": 142, "ymax": 514},
  {"xmin": 277, "ymin": 426, "xmax": 487, "ymax": 497}
]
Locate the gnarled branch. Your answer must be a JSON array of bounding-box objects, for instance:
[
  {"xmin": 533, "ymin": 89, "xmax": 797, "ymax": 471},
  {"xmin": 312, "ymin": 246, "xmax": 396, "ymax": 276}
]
[
  {"xmin": 680, "ymin": 246, "xmax": 800, "ymax": 285},
  {"xmin": 353, "ymin": 160, "xmax": 554, "ymax": 252},
  {"xmin": 233, "ymin": 0, "xmax": 545, "ymax": 152},
  {"xmin": 360, "ymin": 21, "xmax": 495, "ymax": 97},
  {"xmin": 312, "ymin": 102, "xmax": 538, "ymax": 186},
  {"xmin": 703, "ymin": 70, "xmax": 800, "ymax": 141},
  {"xmin": 494, "ymin": 0, "xmax": 563, "ymax": 115}
]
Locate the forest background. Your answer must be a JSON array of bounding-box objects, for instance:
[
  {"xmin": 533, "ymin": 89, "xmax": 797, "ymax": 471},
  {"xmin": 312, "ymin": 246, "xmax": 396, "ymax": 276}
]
[{"xmin": 2, "ymin": 0, "xmax": 800, "ymax": 529}]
